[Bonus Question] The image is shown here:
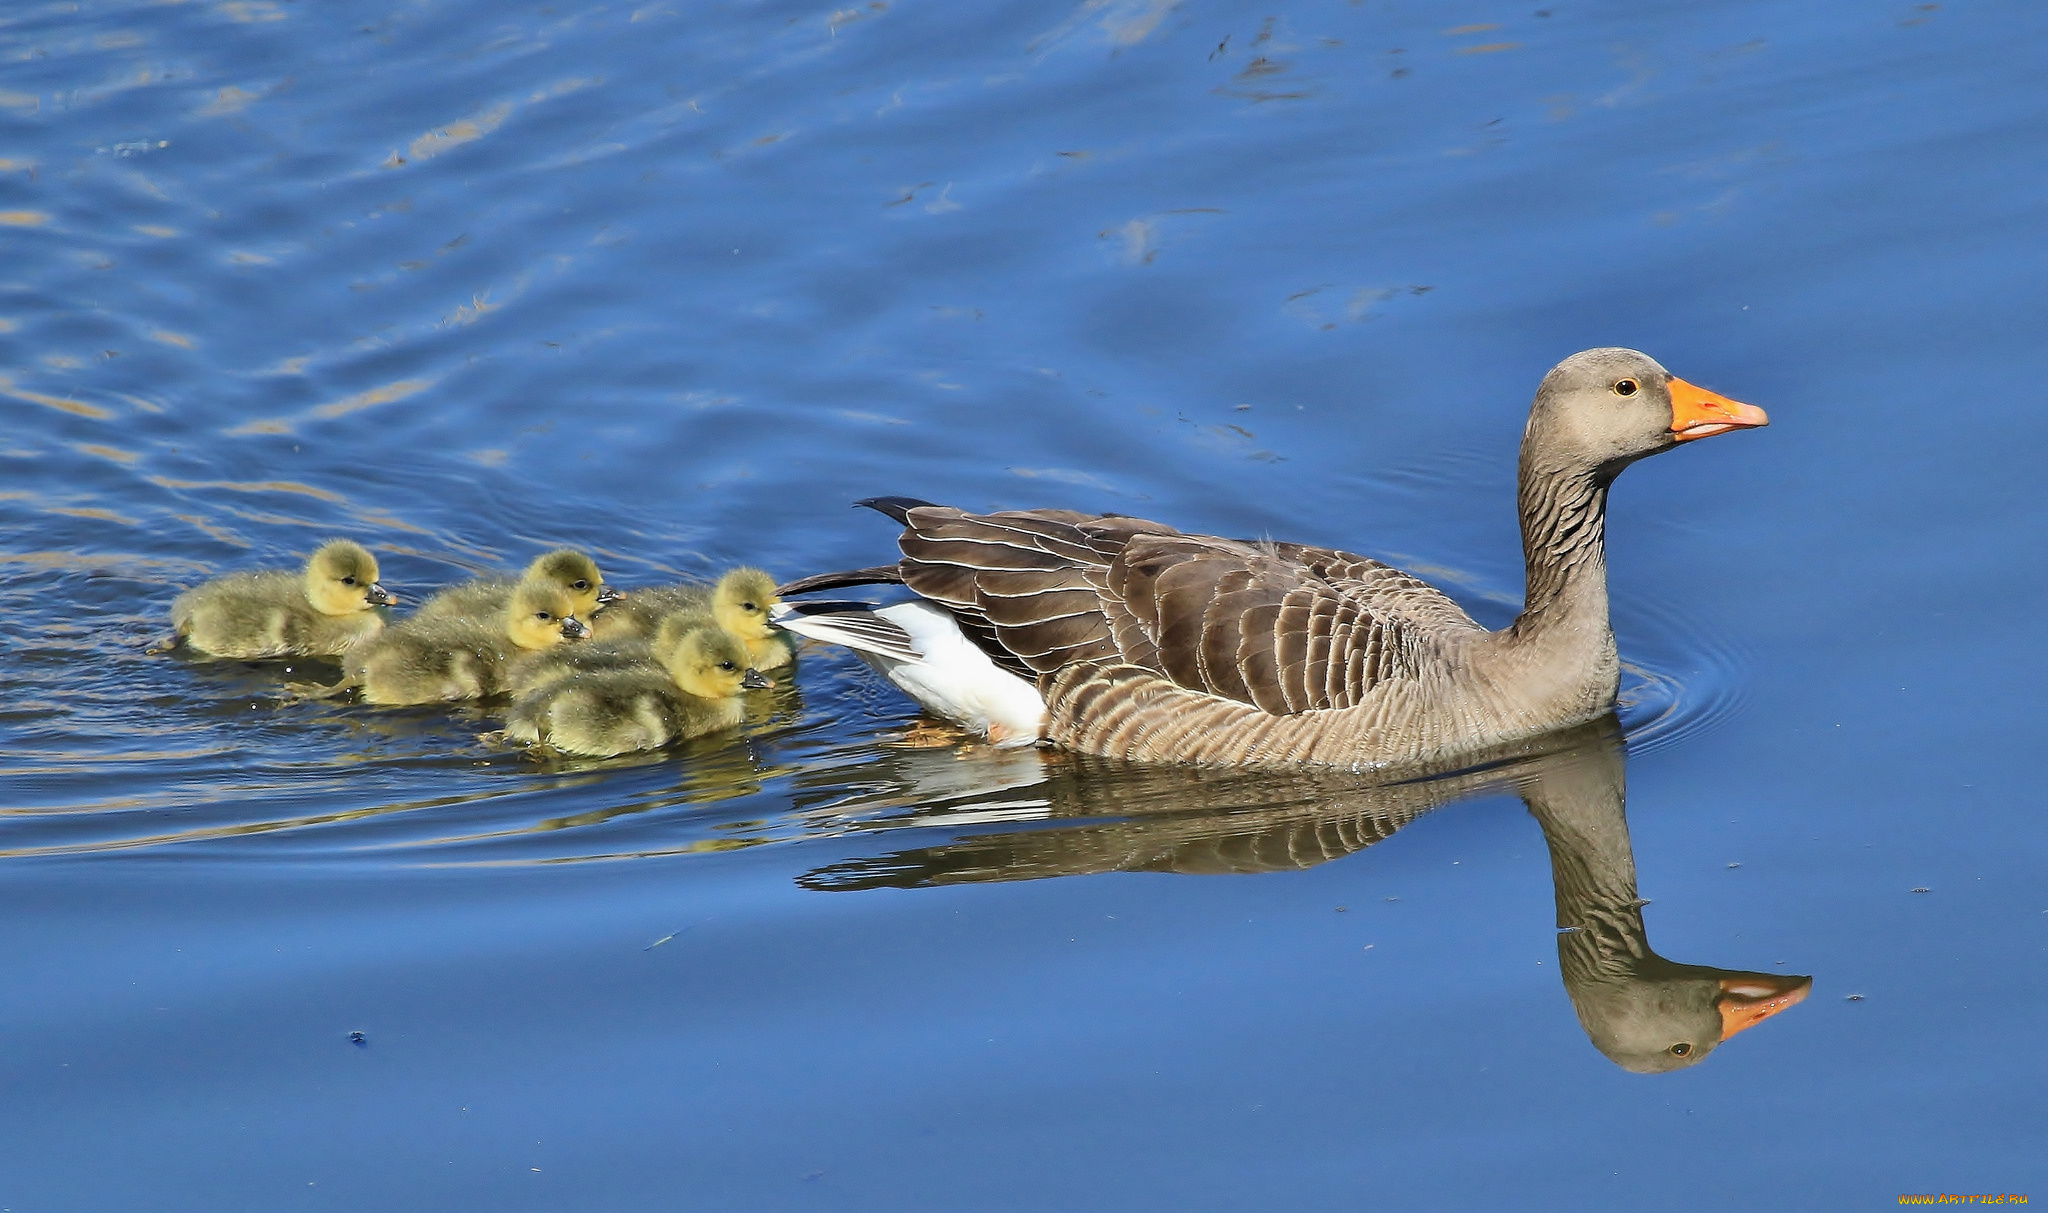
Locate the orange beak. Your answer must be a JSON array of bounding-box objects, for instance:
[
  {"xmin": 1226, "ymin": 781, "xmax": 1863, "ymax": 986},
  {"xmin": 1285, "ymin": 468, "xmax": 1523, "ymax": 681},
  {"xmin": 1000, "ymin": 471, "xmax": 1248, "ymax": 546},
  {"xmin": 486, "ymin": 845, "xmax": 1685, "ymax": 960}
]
[
  {"xmin": 1669, "ymin": 375, "xmax": 1769, "ymax": 442},
  {"xmin": 1717, "ymin": 973, "xmax": 1812, "ymax": 1040}
]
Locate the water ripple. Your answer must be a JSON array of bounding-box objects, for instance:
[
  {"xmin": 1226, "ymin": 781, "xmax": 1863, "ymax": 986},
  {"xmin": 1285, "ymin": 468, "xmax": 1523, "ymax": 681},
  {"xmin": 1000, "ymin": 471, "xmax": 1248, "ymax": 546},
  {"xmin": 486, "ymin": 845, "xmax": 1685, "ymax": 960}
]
[{"xmin": 1613, "ymin": 592, "xmax": 1754, "ymax": 757}]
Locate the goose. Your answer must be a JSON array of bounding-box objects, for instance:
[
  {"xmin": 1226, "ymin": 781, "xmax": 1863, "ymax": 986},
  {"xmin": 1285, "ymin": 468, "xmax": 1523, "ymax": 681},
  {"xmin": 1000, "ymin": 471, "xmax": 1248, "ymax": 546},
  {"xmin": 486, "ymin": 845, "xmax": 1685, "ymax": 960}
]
[
  {"xmin": 501, "ymin": 617, "xmax": 770, "ymax": 756},
  {"xmin": 413, "ymin": 548, "xmax": 620, "ymax": 624},
  {"xmin": 167, "ymin": 539, "xmax": 395, "ymax": 659},
  {"xmin": 775, "ymin": 348, "xmax": 1767, "ymax": 770},
  {"xmin": 350, "ymin": 579, "xmax": 589, "ymax": 705},
  {"xmin": 797, "ymin": 717, "xmax": 1810, "ymax": 1072},
  {"xmin": 589, "ymin": 567, "xmax": 792, "ymax": 671}
]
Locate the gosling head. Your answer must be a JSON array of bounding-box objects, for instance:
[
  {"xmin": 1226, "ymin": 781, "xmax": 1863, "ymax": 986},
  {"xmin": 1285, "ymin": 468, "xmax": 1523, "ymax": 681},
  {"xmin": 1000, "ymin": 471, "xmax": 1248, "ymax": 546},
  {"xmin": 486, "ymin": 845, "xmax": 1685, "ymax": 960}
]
[
  {"xmin": 651, "ymin": 608, "xmax": 717, "ymax": 665},
  {"xmin": 1526, "ymin": 348, "xmax": 1768, "ymax": 479},
  {"xmin": 303, "ymin": 540, "xmax": 394, "ymax": 615},
  {"xmin": 665, "ymin": 623, "xmax": 771, "ymax": 699},
  {"xmin": 504, "ymin": 579, "xmax": 589, "ymax": 651},
  {"xmin": 709, "ymin": 567, "xmax": 782, "ymax": 643},
  {"xmin": 523, "ymin": 549, "xmax": 620, "ymax": 620}
]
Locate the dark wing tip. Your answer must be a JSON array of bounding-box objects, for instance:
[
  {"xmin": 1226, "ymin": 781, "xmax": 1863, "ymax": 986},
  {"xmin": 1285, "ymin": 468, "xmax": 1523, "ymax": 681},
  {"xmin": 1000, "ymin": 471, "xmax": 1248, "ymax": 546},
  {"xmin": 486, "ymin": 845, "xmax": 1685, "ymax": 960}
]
[
  {"xmin": 777, "ymin": 565, "xmax": 905, "ymax": 597},
  {"xmin": 854, "ymin": 496, "xmax": 940, "ymax": 525}
]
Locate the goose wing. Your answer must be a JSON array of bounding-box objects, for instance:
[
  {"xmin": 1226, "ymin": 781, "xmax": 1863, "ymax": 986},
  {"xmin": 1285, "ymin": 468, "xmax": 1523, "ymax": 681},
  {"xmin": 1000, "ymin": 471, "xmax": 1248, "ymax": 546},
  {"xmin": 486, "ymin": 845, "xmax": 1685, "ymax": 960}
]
[
  {"xmin": 881, "ymin": 504, "xmax": 1482, "ymax": 716},
  {"xmin": 890, "ymin": 505, "xmax": 1136, "ymax": 680}
]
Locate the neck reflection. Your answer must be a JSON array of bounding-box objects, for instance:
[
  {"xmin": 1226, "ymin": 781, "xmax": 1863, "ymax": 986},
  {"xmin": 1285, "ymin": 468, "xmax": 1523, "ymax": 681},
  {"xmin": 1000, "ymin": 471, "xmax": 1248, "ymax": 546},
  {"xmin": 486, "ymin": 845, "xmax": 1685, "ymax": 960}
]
[{"xmin": 796, "ymin": 717, "xmax": 1810, "ymax": 1072}]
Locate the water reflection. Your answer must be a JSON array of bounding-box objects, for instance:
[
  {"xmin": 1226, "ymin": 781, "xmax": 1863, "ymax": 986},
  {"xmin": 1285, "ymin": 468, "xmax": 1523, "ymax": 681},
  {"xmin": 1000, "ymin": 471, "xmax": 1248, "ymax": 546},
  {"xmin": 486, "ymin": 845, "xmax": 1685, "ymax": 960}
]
[{"xmin": 798, "ymin": 718, "xmax": 1810, "ymax": 1072}]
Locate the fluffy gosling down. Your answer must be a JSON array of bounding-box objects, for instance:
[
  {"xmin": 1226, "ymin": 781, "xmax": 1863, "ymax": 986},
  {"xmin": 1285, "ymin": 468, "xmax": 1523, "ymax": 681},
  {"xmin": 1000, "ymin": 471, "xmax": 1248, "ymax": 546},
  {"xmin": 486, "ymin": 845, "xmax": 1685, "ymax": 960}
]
[
  {"xmin": 413, "ymin": 548, "xmax": 620, "ymax": 624},
  {"xmin": 501, "ymin": 604, "xmax": 706, "ymax": 698},
  {"xmin": 503, "ymin": 618, "xmax": 769, "ymax": 757},
  {"xmin": 589, "ymin": 567, "xmax": 792, "ymax": 670},
  {"xmin": 168, "ymin": 539, "xmax": 395, "ymax": 659},
  {"xmin": 351, "ymin": 580, "xmax": 589, "ymax": 705}
]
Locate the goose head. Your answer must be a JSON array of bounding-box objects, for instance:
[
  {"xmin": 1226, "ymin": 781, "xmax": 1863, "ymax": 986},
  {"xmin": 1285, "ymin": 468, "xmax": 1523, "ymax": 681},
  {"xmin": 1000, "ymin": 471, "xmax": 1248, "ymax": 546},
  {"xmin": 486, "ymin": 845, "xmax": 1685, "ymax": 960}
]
[
  {"xmin": 1563, "ymin": 955, "xmax": 1811, "ymax": 1073},
  {"xmin": 303, "ymin": 540, "xmax": 394, "ymax": 615},
  {"xmin": 1526, "ymin": 348, "xmax": 1768, "ymax": 477},
  {"xmin": 523, "ymin": 549, "xmax": 619, "ymax": 620},
  {"xmin": 504, "ymin": 579, "xmax": 589, "ymax": 650},
  {"xmin": 710, "ymin": 567, "xmax": 782, "ymax": 645},
  {"xmin": 665, "ymin": 622, "xmax": 771, "ymax": 699}
]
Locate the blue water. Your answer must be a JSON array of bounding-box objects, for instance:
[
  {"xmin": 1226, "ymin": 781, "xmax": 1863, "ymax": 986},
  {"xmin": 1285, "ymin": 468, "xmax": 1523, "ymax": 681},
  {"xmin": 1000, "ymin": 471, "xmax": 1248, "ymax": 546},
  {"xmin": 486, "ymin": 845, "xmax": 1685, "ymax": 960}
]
[{"xmin": 3, "ymin": 0, "xmax": 2044, "ymax": 1206}]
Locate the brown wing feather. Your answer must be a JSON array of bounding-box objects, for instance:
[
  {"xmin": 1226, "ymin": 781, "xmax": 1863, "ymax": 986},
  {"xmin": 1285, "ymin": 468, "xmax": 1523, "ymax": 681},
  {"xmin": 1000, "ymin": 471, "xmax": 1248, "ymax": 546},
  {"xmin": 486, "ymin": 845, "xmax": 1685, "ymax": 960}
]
[
  {"xmin": 1195, "ymin": 567, "xmax": 1260, "ymax": 705},
  {"xmin": 894, "ymin": 507, "xmax": 1132, "ymax": 677},
  {"xmin": 854, "ymin": 504, "xmax": 1483, "ymax": 717}
]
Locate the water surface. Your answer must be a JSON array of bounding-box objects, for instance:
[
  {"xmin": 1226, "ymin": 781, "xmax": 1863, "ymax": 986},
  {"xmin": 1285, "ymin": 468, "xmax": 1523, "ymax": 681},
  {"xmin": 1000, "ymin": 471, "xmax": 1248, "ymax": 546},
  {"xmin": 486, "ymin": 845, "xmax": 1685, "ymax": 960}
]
[{"xmin": 3, "ymin": 0, "xmax": 2044, "ymax": 1207}]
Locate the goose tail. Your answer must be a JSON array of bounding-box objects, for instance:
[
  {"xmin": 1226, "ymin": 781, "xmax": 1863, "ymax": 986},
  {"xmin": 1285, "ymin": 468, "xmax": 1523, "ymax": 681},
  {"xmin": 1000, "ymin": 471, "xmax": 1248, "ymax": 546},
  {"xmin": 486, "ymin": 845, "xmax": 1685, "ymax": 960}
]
[
  {"xmin": 771, "ymin": 602, "xmax": 923, "ymax": 663},
  {"xmin": 855, "ymin": 496, "xmax": 938, "ymax": 525}
]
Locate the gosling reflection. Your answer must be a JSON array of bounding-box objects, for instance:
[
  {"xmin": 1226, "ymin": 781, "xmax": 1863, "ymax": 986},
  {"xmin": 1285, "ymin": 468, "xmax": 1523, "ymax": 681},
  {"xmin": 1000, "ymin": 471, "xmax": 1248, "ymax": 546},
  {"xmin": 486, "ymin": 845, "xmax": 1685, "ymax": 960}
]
[{"xmin": 796, "ymin": 717, "xmax": 1809, "ymax": 1072}]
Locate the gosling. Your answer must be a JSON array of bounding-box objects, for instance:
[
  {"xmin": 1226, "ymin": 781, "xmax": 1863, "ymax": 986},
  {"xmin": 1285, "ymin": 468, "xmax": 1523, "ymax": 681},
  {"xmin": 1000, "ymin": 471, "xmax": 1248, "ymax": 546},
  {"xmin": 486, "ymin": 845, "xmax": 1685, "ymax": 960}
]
[
  {"xmin": 589, "ymin": 567, "xmax": 791, "ymax": 670},
  {"xmin": 414, "ymin": 548, "xmax": 620, "ymax": 624},
  {"xmin": 351, "ymin": 579, "xmax": 588, "ymax": 705},
  {"xmin": 503, "ymin": 604, "xmax": 711, "ymax": 698},
  {"xmin": 168, "ymin": 539, "xmax": 395, "ymax": 659},
  {"xmin": 501, "ymin": 618, "xmax": 768, "ymax": 757}
]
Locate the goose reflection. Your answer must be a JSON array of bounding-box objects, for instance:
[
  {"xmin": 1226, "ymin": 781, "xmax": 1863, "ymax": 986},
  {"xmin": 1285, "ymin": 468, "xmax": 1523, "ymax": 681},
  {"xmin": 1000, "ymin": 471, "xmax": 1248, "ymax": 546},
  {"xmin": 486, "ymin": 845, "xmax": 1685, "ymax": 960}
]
[{"xmin": 793, "ymin": 717, "xmax": 1809, "ymax": 1072}]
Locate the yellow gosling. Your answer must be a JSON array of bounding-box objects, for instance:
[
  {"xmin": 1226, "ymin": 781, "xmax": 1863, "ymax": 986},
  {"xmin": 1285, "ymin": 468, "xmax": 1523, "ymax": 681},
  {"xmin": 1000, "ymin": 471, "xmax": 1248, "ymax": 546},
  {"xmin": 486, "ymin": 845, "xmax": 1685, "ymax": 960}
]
[
  {"xmin": 504, "ymin": 604, "xmax": 714, "ymax": 698},
  {"xmin": 353, "ymin": 579, "xmax": 587, "ymax": 705},
  {"xmin": 414, "ymin": 548, "xmax": 619, "ymax": 624},
  {"xmin": 589, "ymin": 566, "xmax": 791, "ymax": 671},
  {"xmin": 169, "ymin": 539, "xmax": 395, "ymax": 659},
  {"xmin": 501, "ymin": 620, "xmax": 766, "ymax": 757}
]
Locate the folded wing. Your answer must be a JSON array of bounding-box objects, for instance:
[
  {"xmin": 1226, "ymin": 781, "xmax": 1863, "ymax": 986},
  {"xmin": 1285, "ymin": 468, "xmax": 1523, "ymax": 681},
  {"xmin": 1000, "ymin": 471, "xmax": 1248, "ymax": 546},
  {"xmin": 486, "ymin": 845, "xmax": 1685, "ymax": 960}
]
[{"xmin": 877, "ymin": 504, "xmax": 1482, "ymax": 716}]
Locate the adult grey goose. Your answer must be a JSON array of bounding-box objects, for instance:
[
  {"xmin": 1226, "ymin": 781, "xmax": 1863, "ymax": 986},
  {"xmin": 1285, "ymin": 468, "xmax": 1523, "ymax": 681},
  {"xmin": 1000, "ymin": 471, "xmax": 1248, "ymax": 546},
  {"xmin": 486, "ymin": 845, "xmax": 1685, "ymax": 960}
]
[{"xmin": 776, "ymin": 348, "xmax": 1767, "ymax": 771}]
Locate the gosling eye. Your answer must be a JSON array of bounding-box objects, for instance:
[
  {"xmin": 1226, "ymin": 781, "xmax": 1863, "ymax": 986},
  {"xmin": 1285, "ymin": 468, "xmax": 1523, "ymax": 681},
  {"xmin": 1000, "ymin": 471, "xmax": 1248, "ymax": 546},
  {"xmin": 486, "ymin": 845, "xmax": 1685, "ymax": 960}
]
[
  {"xmin": 571, "ymin": 579, "xmax": 590, "ymax": 591},
  {"xmin": 1668, "ymin": 1042, "xmax": 1693, "ymax": 1057},
  {"xmin": 535, "ymin": 611, "xmax": 553, "ymax": 621},
  {"xmin": 740, "ymin": 601, "xmax": 759, "ymax": 613},
  {"xmin": 1613, "ymin": 378, "xmax": 1640, "ymax": 397},
  {"xmin": 341, "ymin": 576, "xmax": 357, "ymax": 586},
  {"xmin": 719, "ymin": 660, "xmax": 736, "ymax": 671}
]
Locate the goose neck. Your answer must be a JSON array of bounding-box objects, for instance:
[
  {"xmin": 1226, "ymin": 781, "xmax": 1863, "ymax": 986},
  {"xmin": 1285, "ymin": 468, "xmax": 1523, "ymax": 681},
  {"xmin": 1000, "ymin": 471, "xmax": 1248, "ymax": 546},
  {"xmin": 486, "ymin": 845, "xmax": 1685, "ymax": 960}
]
[{"xmin": 1512, "ymin": 454, "xmax": 1612, "ymax": 634}]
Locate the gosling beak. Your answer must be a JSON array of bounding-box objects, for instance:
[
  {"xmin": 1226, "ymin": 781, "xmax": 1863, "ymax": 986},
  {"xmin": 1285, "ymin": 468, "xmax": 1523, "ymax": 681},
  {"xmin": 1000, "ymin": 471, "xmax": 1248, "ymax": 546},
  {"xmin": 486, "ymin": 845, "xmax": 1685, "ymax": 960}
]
[
  {"xmin": 560, "ymin": 615, "xmax": 589, "ymax": 640},
  {"xmin": 1716, "ymin": 973, "xmax": 1812, "ymax": 1040},
  {"xmin": 741, "ymin": 668, "xmax": 772, "ymax": 690},
  {"xmin": 596, "ymin": 585, "xmax": 624, "ymax": 607},
  {"xmin": 366, "ymin": 583, "xmax": 396, "ymax": 607},
  {"xmin": 1669, "ymin": 375, "xmax": 1769, "ymax": 442}
]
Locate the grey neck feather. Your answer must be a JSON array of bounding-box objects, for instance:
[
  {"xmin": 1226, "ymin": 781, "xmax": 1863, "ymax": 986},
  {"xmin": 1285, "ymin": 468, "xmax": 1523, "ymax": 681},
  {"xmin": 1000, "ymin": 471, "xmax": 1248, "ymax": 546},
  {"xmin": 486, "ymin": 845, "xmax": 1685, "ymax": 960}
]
[
  {"xmin": 1512, "ymin": 447, "xmax": 1613, "ymax": 640},
  {"xmin": 1469, "ymin": 438, "xmax": 1621, "ymax": 726}
]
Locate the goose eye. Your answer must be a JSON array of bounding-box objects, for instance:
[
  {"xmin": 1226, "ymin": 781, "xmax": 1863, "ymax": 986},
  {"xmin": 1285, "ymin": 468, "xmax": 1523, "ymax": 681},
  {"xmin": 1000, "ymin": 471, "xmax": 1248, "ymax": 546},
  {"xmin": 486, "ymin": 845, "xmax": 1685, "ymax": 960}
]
[
  {"xmin": 571, "ymin": 579, "xmax": 590, "ymax": 591},
  {"xmin": 535, "ymin": 611, "xmax": 553, "ymax": 621},
  {"xmin": 741, "ymin": 601, "xmax": 759, "ymax": 612},
  {"xmin": 341, "ymin": 576, "xmax": 357, "ymax": 586},
  {"xmin": 719, "ymin": 660, "xmax": 736, "ymax": 671},
  {"xmin": 1668, "ymin": 1042, "xmax": 1692, "ymax": 1057},
  {"xmin": 1614, "ymin": 378, "xmax": 1640, "ymax": 397}
]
